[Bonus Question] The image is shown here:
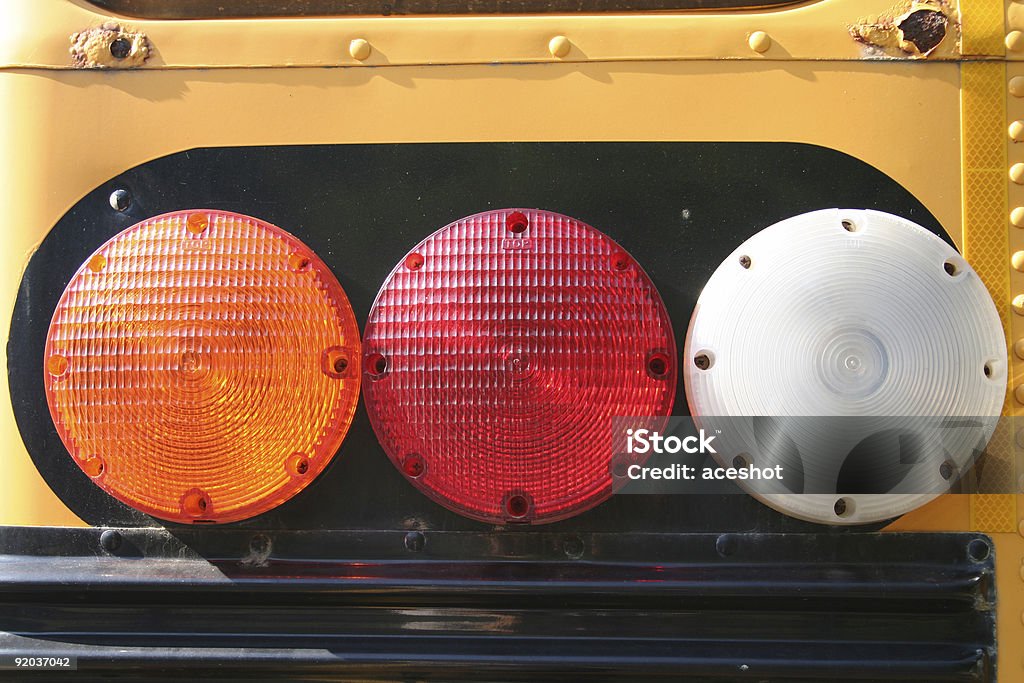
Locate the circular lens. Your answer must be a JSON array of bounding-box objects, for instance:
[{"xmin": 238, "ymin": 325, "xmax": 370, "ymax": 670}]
[
  {"xmin": 44, "ymin": 210, "xmax": 361, "ymax": 524},
  {"xmin": 363, "ymin": 208, "xmax": 676, "ymax": 524},
  {"xmin": 684, "ymin": 209, "xmax": 1006, "ymax": 525}
]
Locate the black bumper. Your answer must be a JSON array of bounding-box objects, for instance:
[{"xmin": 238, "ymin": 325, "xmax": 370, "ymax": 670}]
[{"xmin": 0, "ymin": 527, "xmax": 997, "ymax": 681}]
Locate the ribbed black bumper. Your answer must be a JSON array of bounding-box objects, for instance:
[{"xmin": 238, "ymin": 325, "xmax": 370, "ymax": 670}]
[{"xmin": 0, "ymin": 527, "xmax": 997, "ymax": 681}]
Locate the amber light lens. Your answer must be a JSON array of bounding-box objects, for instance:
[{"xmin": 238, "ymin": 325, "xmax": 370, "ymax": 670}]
[
  {"xmin": 363, "ymin": 209, "xmax": 677, "ymax": 524},
  {"xmin": 44, "ymin": 210, "xmax": 360, "ymax": 524}
]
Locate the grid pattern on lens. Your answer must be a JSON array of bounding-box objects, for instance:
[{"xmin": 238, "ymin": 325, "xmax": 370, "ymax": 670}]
[
  {"xmin": 363, "ymin": 209, "xmax": 676, "ymax": 524},
  {"xmin": 44, "ymin": 210, "xmax": 361, "ymax": 524}
]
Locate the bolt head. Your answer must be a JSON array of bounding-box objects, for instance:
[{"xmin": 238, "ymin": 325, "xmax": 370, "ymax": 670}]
[
  {"xmin": 715, "ymin": 534, "xmax": 737, "ymax": 556},
  {"xmin": 109, "ymin": 189, "xmax": 131, "ymax": 212},
  {"xmin": 404, "ymin": 530, "xmax": 425, "ymax": 552},
  {"xmin": 100, "ymin": 529, "xmax": 122, "ymax": 552},
  {"xmin": 562, "ymin": 536, "xmax": 584, "ymax": 559}
]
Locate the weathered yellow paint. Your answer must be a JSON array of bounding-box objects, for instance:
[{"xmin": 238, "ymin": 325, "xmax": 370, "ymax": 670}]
[{"xmin": 0, "ymin": 0, "xmax": 963, "ymax": 69}]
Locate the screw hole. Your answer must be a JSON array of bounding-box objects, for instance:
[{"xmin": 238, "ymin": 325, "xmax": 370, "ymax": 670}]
[
  {"xmin": 833, "ymin": 497, "xmax": 854, "ymax": 518},
  {"xmin": 405, "ymin": 252, "xmax": 425, "ymax": 271},
  {"xmin": 186, "ymin": 213, "xmax": 209, "ymax": 235},
  {"xmin": 646, "ymin": 352, "xmax": 670, "ymax": 379},
  {"xmin": 506, "ymin": 211, "xmax": 529, "ymax": 234},
  {"xmin": 88, "ymin": 254, "xmax": 107, "ymax": 273},
  {"xmin": 286, "ymin": 453, "xmax": 310, "ymax": 477},
  {"xmin": 939, "ymin": 460, "xmax": 956, "ymax": 481},
  {"xmin": 733, "ymin": 454, "xmax": 750, "ymax": 469},
  {"xmin": 322, "ymin": 347, "xmax": 351, "ymax": 379},
  {"xmin": 610, "ymin": 252, "xmax": 630, "ymax": 271},
  {"xmin": 841, "ymin": 219, "xmax": 858, "ymax": 232},
  {"xmin": 82, "ymin": 456, "xmax": 105, "ymax": 478},
  {"xmin": 693, "ymin": 351, "xmax": 714, "ymax": 371},
  {"xmin": 289, "ymin": 253, "xmax": 311, "ymax": 272},
  {"xmin": 366, "ymin": 353, "xmax": 388, "ymax": 377},
  {"xmin": 402, "ymin": 454, "xmax": 425, "ymax": 478},
  {"xmin": 47, "ymin": 354, "xmax": 69, "ymax": 377},
  {"xmin": 738, "ymin": 255, "xmax": 752, "ymax": 269},
  {"xmin": 943, "ymin": 259, "xmax": 961, "ymax": 277},
  {"xmin": 611, "ymin": 455, "xmax": 629, "ymax": 478},
  {"xmin": 506, "ymin": 494, "xmax": 530, "ymax": 518},
  {"xmin": 182, "ymin": 490, "xmax": 211, "ymax": 518}
]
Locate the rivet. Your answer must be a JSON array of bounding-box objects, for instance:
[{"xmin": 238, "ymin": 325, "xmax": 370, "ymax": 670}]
[
  {"xmin": 1012, "ymin": 121, "xmax": 1024, "ymax": 142},
  {"xmin": 249, "ymin": 534, "xmax": 271, "ymax": 556},
  {"xmin": 716, "ymin": 534, "xmax": 737, "ymax": 557},
  {"xmin": 1014, "ymin": 293, "xmax": 1024, "ymax": 315},
  {"xmin": 1009, "ymin": 31, "xmax": 1024, "ymax": 52},
  {"xmin": 1019, "ymin": 518, "xmax": 1024, "ymax": 537},
  {"xmin": 100, "ymin": 529, "xmax": 122, "ymax": 553},
  {"xmin": 549, "ymin": 35, "xmax": 571, "ymax": 58},
  {"xmin": 1012, "ymin": 76, "xmax": 1024, "ymax": 97},
  {"xmin": 349, "ymin": 38, "xmax": 371, "ymax": 61},
  {"xmin": 404, "ymin": 530, "xmax": 425, "ymax": 552},
  {"xmin": 1012, "ymin": 206, "xmax": 1024, "ymax": 227},
  {"xmin": 108, "ymin": 189, "xmax": 130, "ymax": 212},
  {"xmin": 1015, "ymin": 383, "xmax": 1024, "ymax": 404},
  {"xmin": 562, "ymin": 535, "xmax": 584, "ymax": 559},
  {"xmin": 1011, "ymin": 163, "xmax": 1024, "ymax": 184},
  {"xmin": 748, "ymin": 31, "xmax": 771, "ymax": 53},
  {"xmin": 1015, "ymin": 338, "xmax": 1024, "ymax": 360},
  {"xmin": 1013, "ymin": 251, "xmax": 1024, "ymax": 271}
]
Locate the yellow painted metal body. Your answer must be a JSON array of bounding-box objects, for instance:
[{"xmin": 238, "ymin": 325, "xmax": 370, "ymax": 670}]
[{"xmin": 0, "ymin": 0, "xmax": 1022, "ymax": 676}]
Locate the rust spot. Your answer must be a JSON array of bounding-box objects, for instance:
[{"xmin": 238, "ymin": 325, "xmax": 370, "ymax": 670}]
[
  {"xmin": 70, "ymin": 21, "xmax": 150, "ymax": 69},
  {"xmin": 896, "ymin": 8, "xmax": 948, "ymax": 55},
  {"xmin": 850, "ymin": 1, "xmax": 953, "ymax": 58}
]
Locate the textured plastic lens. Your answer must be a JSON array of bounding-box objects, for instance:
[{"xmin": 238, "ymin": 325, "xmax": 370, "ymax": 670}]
[
  {"xmin": 44, "ymin": 210, "xmax": 360, "ymax": 524},
  {"xmin": 363, "ymin": 209, "xmax": 676, "ymax": 524}
]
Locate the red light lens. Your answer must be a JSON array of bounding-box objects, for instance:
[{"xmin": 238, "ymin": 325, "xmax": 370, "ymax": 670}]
[
  {"xmin": 44, "ymin": 210, "xmax": 361, "ymax": 524},
  {"xmin": 362, "ymin": 209, "xmax": 676, "ymax": 524}
]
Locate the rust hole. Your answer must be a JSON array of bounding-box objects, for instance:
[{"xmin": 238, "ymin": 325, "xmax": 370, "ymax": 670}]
[{"xmin": 898, "ymin": 9, "xmax": 948, "ymax": 55}]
